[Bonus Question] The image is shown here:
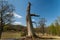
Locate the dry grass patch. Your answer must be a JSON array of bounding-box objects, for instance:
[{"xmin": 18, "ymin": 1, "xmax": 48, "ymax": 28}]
[{"xmin": 1, "ymin": 32, "xmax": 22, "ymax": 39}]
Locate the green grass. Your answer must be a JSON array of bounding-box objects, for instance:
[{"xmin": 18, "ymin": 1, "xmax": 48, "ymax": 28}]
[{"xmin": 1, "ymin": 31, "xmax": 23, "ymax": 39}]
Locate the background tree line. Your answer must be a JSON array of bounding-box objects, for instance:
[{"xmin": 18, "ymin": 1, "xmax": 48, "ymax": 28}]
[
  {"xmin": 46, "ymin": 17, "xmax": 60, "ymax": 36},
  {"xmin": 34, "ymin": 17, "xmax": 60, "ymax": 36}
]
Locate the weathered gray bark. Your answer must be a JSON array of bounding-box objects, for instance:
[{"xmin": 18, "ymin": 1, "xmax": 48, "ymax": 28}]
[
  {"xmin": 26, "ymin": 2, "xmax": 35, "ymax": 37},
  {"xmin": 26, "ymin": 2, "xmax": 39, "ymax": 37}
]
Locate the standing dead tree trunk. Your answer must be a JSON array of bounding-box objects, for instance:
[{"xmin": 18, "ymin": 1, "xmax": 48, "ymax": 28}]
[{"xmin": 26, "ymin": 2, "xmax": 39, "ymax": 38}]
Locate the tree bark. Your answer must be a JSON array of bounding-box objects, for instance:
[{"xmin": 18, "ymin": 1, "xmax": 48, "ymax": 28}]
[
  {"xmin": 26, "ymin": 2, "xmax": 37, "ymax": 37},
  {"xmin": 0, "ymin": 27, "xmax": 3, "ymax": 39}
]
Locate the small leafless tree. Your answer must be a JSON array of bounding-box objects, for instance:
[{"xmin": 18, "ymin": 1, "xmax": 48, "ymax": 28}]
[
  {"xmin": 38, "ymin": 18, "xmax": 46, "ymax": 35},
  {"xmin": 0, "ymin": 1, "xmax": 15, "ymax": 38}
]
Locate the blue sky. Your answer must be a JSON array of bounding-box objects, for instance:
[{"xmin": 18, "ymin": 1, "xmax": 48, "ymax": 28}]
[{"xmin": 5, "ymin": 0, "xmax": 60, "ymax": 26}]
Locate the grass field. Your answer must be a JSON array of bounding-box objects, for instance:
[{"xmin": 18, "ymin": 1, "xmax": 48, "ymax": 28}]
[
  {"xmin": 1, "ymin": 31, "xmax": 23, "ymax": 39},
  {"xmin": 1, "ymin": 31, "xmax": 60, "ymax": 39}
]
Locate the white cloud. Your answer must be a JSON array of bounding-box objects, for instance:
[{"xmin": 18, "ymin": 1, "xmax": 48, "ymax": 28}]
[
  {"xmin": 12, "ymin": 22, "xmax": 22, "ymax": 25},
  {"xmin": 32, "ymin": 19, "xmax": 35, "ymax": 21},
  {"xmin": 13, "ymin": 12, "xmax": 22, "ymax": 18},
  {"xmin": 6, "ymin": 12, "xmax": 22, "ymax": 18}
]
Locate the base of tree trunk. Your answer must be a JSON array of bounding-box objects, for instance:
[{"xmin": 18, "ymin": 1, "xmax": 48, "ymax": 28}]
[
  {"xmin": 24, "ymin": 34, "xmax": 40, "ymax": 40},
  {"xmin": 0, "ymin": 32, "xmax": 2, "ymax": 39},
  {"xmin": 26, "ymin": 34, "xmax": 40, "ymax": 38}
]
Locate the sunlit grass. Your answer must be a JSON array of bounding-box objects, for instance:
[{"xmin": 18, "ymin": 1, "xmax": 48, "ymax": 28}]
[{"xmin": 1, "ymin": 31, "xmax": 22, "ymax": 39}]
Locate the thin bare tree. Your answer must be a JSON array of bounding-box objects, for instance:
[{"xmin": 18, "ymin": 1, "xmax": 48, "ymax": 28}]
[
  {"xmin": 0, "ymin": 1, "xmax": 15, "ymax": 38},
  {"xmin": 38, "ymin": 18, "xmax": 46, "ymax": 35}
]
